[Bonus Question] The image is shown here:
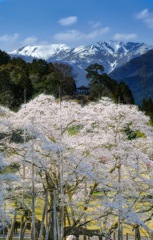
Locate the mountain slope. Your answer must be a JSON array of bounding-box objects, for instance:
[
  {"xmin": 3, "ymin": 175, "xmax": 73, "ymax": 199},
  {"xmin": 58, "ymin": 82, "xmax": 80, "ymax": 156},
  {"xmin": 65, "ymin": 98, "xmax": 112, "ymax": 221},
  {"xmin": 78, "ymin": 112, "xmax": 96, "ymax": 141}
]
[
  {"xmin": 109, "ymin": 50, "xmax": 153, "ymax": 104},
  {"xmin": 10, "ymin": 40, "xmax": 153, "ymax": 87}
]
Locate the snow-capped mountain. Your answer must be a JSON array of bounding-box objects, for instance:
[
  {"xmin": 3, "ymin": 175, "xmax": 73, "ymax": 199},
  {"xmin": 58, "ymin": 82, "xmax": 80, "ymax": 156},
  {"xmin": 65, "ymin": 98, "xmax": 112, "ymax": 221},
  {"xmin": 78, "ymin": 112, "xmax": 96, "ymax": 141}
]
[
  {"xmin": 10, "ymin": 44, "xmax": 70, "ymax": 61},
  {"xmin": 10, "ymin": 40, "xmax": 153, "ymax": 86}
]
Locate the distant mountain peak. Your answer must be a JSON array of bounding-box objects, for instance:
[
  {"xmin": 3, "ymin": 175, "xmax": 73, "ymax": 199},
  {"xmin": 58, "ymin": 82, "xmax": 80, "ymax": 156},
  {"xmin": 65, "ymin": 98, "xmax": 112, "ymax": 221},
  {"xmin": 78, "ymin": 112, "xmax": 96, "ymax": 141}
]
[{"xmin": 10, "ymin": 43, "xmax": 70, "ymax": 60}]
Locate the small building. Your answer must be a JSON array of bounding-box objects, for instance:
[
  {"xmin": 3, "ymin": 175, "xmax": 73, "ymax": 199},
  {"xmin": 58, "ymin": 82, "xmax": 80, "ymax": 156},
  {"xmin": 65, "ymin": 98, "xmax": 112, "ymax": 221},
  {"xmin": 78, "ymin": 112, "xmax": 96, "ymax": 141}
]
[{"xmin": 76, "ymin": 85, "xmax": 89, "ymax": 95}]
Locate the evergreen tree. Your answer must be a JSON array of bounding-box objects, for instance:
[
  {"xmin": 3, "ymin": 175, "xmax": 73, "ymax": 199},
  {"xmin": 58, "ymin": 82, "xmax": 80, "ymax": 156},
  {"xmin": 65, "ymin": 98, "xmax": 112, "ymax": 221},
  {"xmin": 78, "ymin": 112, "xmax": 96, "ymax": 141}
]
[
  {"xmin": 0, "ymin": 64, "xmax": 33, "ymax": 109},
  {"xmin": 142, "ymin": 98, "xmax": 153, "ymax": 121},
  {"xmin": 0, "ymin": 50, "xmax": 10, "ymax": 65},
  {"xmin": 34, "ymin": 62, "xmax": 76, "ymax": 97},
  {"xmin": 85, "ymin": 63, "xmax": 134, "ymax": 104},
  {"xmin": 113, "ymin": 81, "xmax": 135, "ymax": 104}
]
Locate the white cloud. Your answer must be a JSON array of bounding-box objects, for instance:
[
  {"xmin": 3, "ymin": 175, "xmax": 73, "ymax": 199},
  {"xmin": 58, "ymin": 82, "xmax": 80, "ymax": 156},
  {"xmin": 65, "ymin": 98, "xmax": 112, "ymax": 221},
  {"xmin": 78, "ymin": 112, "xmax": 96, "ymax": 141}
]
[
  {"xmin": 135, "ymin": 9, "xmax": 149, "ymax": 19},
  {"xmin": 0, "ymin": 33, "xmax": 19, "ymax": 42},
  {"xmin": 54, "ymin": 30, "xmax": 82, "ymax": 41},
  {"xmin": 58, "ymin": 16, "xmax": 78, "ymax": 26},
  {"xmin": 88, "ymin": 21, "xmax": 101, "ymax": 29},
  {"xmin": 145, "ymin": 18, "xmax": 153, "ymax": 28},
  {"xmin": 53, "ymin": 27, "xmax": 110, "ymax": 42},
  {"xmin": 135, "ymin": 9, "xmax": 153, "ymax": 28},
  {"xmin": 113, "ymin": 33, "xmax": 137, "ymax": 41},
  {"xmin": 87, "ymin": 27, "xmax": 110, "ymax": 39},
  {"xmin": 22, "ymin": 36, "xmax": 38, "ymax": 45}
]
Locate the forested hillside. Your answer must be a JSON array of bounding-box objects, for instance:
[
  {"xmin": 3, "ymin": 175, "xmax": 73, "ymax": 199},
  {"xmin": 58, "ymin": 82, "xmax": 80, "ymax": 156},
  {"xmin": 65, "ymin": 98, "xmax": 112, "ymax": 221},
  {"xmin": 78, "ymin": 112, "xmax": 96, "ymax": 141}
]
[
  {"xmin": 0, "ymin": 50, "xmax": 76, "ymax": 109},
  {"xmin": 0, "ymin": 50, "xmax": 134, "ymax": 110}
]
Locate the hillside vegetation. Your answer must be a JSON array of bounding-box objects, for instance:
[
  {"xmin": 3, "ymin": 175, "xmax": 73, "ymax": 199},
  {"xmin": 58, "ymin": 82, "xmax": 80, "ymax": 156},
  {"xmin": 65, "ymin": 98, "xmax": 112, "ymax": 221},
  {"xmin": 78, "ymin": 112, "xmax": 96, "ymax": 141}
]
[
  {"xmin": 0, "ymin": 50, "xmax": 134, "ymax": 110},
  {"xmin": 0, "ymin": 50, "xmax": 76, "ymax": 110}
]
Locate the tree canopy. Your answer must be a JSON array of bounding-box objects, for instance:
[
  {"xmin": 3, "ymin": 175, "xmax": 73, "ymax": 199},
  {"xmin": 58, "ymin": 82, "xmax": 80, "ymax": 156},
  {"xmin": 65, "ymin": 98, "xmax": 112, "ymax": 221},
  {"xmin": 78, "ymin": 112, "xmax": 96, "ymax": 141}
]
[
  {"xmin": 0, "ymin": 51, "xmax": 77, "ymax": 110},
  {"xmin": 142, "ymin": 98, "xmax": 153, "ymax": 122}
]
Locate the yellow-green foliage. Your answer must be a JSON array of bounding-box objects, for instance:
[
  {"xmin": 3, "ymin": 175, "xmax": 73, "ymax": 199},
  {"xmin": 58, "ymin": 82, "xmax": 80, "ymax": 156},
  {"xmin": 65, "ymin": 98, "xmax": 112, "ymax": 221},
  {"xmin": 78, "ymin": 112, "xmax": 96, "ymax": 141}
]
[
  {"xmin": 67, "ymin": 125, "xmax": 83, "ymax": 135},
  {"xmin": 136, "ymin": 130, "xmax": 146, "ymax": 138},
  {"xmin": 149, "ymin": 119, "xmax": 153, "ymax": 127},
  {"xmin": 123, "ymin": 124, "xmax": 146, "ymax": 140}
]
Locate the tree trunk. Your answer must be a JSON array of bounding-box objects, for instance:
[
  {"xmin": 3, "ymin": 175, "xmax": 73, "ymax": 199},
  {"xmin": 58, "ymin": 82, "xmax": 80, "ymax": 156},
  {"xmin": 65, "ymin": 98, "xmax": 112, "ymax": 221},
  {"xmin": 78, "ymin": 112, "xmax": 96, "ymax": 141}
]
[
  {"xmin": 57, "ymin": 212, "xmax": 61, "ymax": 240},
  {"xmin": 147, "ymin": 232, "xmax": 153, "ymax": 240},
  {"xmin": 31, "ymin": 162, "xmax": 35, "ymax": 240},
  {"xmin": 6, "ymin": 211, "xmax": 17, "ymax": 240},
  {"xmin": 18, "ymin": 213, "xmax": 25, "ymax": 240},
  {"xmin": 135, "ymin": 225, "xmax": 141, "ymax": 240},
  {"xmin": 53, "ymin": 189, "xmax": 57, "ymax": 240},
  {"xmin": 64, "ymin": 226, "xmax": 112, "ymax": 239},
  {"xmin": 45, "ymin": 209, "xmax": 52, "ymax": 240},
  {"xmin": 20, "ymin": 221, "xmax": 28, "ymax": 240},
  {"xmin": 39, "ymin": 191, "xmax": 48, "ymax": 240}
]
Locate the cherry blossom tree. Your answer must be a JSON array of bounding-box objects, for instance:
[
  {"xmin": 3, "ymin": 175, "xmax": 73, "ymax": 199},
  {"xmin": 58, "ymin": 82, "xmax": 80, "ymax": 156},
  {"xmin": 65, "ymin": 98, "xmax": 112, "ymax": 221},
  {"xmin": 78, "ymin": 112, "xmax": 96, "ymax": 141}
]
[{"xmin": 2, "ymin": 94, "xmax": 153, "ymax": 239}]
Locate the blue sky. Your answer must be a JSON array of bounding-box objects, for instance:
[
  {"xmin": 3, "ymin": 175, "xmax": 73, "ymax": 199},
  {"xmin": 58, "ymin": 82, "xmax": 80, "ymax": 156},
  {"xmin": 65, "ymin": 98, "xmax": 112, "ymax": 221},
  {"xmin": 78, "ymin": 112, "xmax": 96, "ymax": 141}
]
[{"xmin": 1, "ymin": 0, "xmax": 153, "ymax": 52}]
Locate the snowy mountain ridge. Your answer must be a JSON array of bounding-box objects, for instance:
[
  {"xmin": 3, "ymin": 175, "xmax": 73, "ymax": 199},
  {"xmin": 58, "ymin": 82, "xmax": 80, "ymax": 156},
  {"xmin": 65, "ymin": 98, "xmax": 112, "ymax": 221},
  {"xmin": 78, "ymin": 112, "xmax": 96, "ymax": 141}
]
[
  {"xmin": 10, "ymin": 40, "xmax": 153, "ymax": 86},
  {"xmin": 11, "ymin": 44, "xmax": 70, "ymax": 60}
]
